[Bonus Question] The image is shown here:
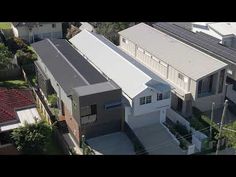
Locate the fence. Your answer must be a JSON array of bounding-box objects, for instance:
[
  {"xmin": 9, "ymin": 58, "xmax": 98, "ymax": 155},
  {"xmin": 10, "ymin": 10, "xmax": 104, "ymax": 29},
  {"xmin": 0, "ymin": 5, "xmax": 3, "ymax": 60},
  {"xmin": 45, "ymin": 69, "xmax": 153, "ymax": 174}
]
[
  {"xmin": 124, "ymin": 122, "xmax": 147, "ymax": 155},
  {"xmin": 22, "ymin": 68, "xmax": 71, "ymax": 155},
  {"xmin": 166, "ymin": 109, "xmax": 191, "ymax": 131}
]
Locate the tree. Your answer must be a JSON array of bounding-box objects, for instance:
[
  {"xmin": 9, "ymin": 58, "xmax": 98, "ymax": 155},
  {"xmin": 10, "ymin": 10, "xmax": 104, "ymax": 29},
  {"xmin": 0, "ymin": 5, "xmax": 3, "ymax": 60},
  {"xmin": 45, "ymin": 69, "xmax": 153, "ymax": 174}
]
[
  {"xmin": 6, "ymin": 37, "xmax": 28, "ymax": 54},
  {"xmin": 0, "ymin": 43, "xmax": 14, "ymax": 70},
  {"xmin": 95, "ymin": 22, "xmax": 131, "ymax": 45},
  {"xmin": 47, "ymin": 94, "xmax": 58, "ymax": 107},
  {"xmin": 11, "ymin": 120, "xmax": 54, "ymax": 154},
  {"xmin": 16, "ymin": 48, "xmax": 37, "ymax": 66},
  {"xmin": 222, "ymin": 121, "xmax": 236, "ymax": 149}
]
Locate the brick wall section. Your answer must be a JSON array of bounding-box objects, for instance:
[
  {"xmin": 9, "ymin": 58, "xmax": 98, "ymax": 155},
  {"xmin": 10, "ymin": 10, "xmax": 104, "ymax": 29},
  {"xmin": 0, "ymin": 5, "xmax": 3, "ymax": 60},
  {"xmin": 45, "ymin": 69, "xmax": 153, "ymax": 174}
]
[{"xmin": 63, "ymin": 104, "xmax": 80, "ymax": 144}]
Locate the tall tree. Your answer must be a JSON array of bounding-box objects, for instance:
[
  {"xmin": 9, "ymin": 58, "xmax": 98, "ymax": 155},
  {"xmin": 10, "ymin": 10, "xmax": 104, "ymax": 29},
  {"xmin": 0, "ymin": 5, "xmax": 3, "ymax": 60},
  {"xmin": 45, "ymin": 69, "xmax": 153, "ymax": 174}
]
[{"xmin": 95, "ymin": 22, "xmax": 131, "ymax": 45}]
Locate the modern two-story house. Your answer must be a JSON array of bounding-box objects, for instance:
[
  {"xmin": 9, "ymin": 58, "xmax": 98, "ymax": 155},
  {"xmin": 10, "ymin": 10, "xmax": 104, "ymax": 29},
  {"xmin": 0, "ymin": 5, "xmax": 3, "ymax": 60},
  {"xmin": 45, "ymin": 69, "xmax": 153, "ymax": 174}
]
[
  {"xmin": 154, "ymin": 22, "xmax": 236, "ymax": 107},
  {"xmin": 69, "ymin": 30, "xmax": 171, "ymax": 129},
  {"xmin": 119, "ymin": 23, "xmax": 228, "ymax": 118},
  {"xmin": 32, "ymin": 38, "xmax": 123, "ymax": 145}
]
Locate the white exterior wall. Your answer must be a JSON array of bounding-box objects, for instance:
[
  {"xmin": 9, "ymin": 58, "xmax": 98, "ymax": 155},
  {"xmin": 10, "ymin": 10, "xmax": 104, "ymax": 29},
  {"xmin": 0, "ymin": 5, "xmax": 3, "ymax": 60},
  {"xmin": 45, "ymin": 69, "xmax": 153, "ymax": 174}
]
[
  {"xmin": 124, "ymin": 87, "xmax": 171, "ymax": 129},
  {"xmin": 119, "ymin": 37, "xmax": 136, "ymax": 57},
  {"xmin": 133, "ymin": 87, "xmax": 171, "ymax": 117},
  {"xmin": 168, "ymin": 66, "xmax": 190, "ymax": 92}
]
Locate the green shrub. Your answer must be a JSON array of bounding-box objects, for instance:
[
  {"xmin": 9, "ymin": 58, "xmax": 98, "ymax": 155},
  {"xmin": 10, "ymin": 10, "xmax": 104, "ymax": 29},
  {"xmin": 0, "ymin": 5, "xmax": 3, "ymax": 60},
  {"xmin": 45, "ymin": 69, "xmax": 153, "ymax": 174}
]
[{"xmin": 47, "ymin": 94, "xmax": 58, "ymax": 107}]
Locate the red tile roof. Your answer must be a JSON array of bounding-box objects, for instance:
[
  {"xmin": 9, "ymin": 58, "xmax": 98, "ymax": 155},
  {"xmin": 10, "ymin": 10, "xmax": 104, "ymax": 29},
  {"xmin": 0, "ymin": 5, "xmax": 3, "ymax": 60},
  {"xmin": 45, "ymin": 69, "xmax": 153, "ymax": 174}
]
[{"xmin": 0, "ymin": 88, "xmax": 35, "ymax": 124}]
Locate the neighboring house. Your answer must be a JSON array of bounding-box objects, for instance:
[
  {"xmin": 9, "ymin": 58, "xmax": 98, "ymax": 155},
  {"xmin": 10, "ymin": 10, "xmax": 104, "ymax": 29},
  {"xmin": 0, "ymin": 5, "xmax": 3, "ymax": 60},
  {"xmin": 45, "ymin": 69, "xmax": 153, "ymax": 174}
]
[
  {"xmin": 32, "ymin": 38, "xmax": 123, "ymax": 145},
  {"xmin": 0, "ymin": 22, "xmax": 17, "ymax": 39},
  {"xmin": 79, "ymin": 22, "xmax": 95, "ymax": 32},
  {"xmin": 192, "ymin": 22, "xmax": 236, "ymax": 49},
  {"xmin": 118, "ymin": 23, "xmax": 228, "ymax": 118},
  {"xmin": 0, "ymin": 88, "xmax": 39, "ymax": 150},
  {"xmin": 69, "ymin": 30, "xmax": 171, "ymax": 130},
  {"xmin": 154, "ymin": 22, "xmax": 236, "ymax": 106},
  {"xmin": 13, "ymin": 22, "xmax": 63, "ymax": 43}
]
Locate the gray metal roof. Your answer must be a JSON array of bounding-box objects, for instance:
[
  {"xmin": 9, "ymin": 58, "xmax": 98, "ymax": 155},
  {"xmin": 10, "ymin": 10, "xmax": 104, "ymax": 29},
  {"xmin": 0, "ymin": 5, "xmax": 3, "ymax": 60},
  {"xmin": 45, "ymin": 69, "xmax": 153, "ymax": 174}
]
[
  {"xmin": 153, "ymin": 22, "xmax": 236, "ymax": 65},
  {"xmin": 32, "ymin": 39, "xmax": 112, "ymax": 95},
  {"xmin": 51, "ymin": 39, "xmax": 107, "ymax": 84},
  {"xmin": 119, "ymin": 23, "xmax": 227, "ymax": 81},
  {"xmin": 73, "ymin": 82, "xmax": 119, "ymax": 96}
]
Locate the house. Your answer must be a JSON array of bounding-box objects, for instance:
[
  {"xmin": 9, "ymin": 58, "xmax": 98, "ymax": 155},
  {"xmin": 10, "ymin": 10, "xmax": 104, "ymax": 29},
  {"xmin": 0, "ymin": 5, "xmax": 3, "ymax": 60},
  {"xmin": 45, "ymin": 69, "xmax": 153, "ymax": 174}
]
[
  {"xmin": 0, "ymin": 88, "xmax": 39, "ymax": 151},
  {"xmin": 153, "ymin": 22, "xmax": 236, "ymax": 107},
  {"xmin": 69, "ymin": 30, "xmax": 187, "ymax": 154},
  {"xmin": 69, "ymin": 30, "xmax": 171, "ymax": 129},
  {"xmin": 118, "ymin": 23, "xmax": 228, "ymax": 119},
  {"xmin": 192, "ymin": 22, "xmax": 236, "ymax": 49},
  {"xmin": 13, "ymin": 22, "xmax": 63, "ymax": 43},
  {"xmin": 31, "ymin": 38, "xmax": 123, "ymax": 146},
  {"xmin": 79, "ymin": 22, "xmax": 95, "ymax": 32}
]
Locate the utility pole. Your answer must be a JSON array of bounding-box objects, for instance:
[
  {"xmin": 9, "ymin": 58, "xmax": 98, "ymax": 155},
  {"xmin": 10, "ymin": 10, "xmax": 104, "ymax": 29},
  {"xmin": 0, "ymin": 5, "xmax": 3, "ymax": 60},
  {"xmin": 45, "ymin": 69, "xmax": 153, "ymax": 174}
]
[
  {"xmin": 210, "ymin": 102, "xmax": 215, "ymax": 140},
  {"xmin": 215, "ymin": 100, "xmax": 228, "ymax": 155},
  {"xmin": 82, "ymin": 135, "xmax": 85, "ymax": 155}
]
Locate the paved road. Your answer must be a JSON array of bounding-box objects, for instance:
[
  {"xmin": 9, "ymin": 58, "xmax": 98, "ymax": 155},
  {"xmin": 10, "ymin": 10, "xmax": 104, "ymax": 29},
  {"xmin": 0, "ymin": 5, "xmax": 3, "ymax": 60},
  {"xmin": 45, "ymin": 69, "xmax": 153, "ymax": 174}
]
[
  {"xmin": 87, "ymin": 132, "xmax": 135, "ymax": 155},
  {"xmin": 133, "ymin": 123, "xmax": 185, "ymax": 155}
]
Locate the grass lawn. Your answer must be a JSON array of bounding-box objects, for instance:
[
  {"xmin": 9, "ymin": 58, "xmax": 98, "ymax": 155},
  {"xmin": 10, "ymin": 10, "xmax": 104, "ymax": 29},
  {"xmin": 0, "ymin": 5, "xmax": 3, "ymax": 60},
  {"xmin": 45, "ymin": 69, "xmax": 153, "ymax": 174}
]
[
  {"xmin": 0, "ymin": 22, "xmax": 12, "ymax": 29},
  {"xmin": 43, "ymin": 134, "xmax": 64, "ymax": 155},
  {"xmin": 0, "ymin": 79, "xmax": 29, "ymax": 89}
]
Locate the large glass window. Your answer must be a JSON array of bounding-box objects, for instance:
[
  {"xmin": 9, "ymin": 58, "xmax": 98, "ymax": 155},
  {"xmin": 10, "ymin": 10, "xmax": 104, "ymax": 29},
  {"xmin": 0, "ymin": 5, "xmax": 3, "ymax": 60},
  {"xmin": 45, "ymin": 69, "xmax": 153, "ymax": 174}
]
[{"xmin": 80, "ymin": 104, "xmax": 97, "ymax": 117}]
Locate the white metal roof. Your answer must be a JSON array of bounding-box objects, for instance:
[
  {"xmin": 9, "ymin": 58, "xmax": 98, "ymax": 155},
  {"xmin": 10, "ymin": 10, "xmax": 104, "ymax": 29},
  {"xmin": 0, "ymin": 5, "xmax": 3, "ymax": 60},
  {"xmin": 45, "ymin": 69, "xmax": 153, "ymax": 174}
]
[
  {"xmin": 0, "ymin": 108, "xmax": 40, "ymax": 132},
  {"xmin": 208, "ymin": 23, "xmax": 236, "ymax": 36},
  {"xmin": 70, "ymin": 30, "xmax": 170, "ymax": 99},
  {"xmin": 119, "ymin": 23, "xmax": 227, "ymax": 80}
]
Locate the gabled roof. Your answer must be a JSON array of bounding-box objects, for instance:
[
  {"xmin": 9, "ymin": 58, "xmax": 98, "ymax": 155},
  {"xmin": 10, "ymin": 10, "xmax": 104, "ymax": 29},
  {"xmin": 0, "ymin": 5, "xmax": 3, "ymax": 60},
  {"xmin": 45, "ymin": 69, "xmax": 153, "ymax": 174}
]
[
  {"xmin": 70, "ymin": 30, "xmax": 170, "ymax": 99},
  {"xmin": 119, "ymin": 23, "xmax": 227, "ymax": 81}
]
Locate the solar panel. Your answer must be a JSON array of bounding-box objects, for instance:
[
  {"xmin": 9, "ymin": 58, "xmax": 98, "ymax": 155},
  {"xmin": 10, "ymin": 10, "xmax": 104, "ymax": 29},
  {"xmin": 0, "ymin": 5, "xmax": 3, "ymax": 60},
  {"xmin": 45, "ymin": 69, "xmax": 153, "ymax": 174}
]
[{"xmin": 153, "ymin": 23, "xmax": 236, "ymax": 64}]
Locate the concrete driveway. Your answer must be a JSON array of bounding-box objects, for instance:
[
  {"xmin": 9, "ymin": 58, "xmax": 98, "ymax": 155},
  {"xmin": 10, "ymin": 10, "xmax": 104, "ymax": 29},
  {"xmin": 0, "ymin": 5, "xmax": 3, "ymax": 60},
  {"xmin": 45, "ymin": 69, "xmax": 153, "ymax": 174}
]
[
  {"xmin": 133, "ymin": 123, "xmax": 185, "ymax": 155},
  {"xmin": 87, "ymin": 132, "xmax": 135, "ymax": 155}
]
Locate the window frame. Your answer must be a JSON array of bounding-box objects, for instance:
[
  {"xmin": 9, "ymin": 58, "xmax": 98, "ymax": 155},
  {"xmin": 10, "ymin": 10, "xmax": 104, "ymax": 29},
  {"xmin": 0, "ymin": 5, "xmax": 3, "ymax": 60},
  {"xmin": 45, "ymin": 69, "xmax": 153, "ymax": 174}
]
[
  {"xmin": 139, "ymin": 97, "xmax": 146, "ymax": 105},
  {"xmin": 146, "ymin": 96, "xmax": 152, "ymax": 104}
]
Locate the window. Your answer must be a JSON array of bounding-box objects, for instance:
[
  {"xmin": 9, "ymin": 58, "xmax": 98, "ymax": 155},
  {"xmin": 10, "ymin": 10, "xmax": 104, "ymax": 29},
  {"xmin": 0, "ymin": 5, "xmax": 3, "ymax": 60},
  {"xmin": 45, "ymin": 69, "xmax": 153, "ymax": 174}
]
[
  {"xmin": 122, "ymin": 38, "xmax": 128, "ymax": 44},
  {"xmin": 52, "ymin": 24, "xmax": 56, "ymax": 28},
  {"xmin": 80, "ymin": 104, "xmax": 97, "ymax": 117},
  {"xmin": 178, "ymin": 73, "xmax": 184, "ymax": 80},
  {"xmin": 105, "ymin": 102, "xmax": 122, "ymax": 110},
  {"xmin": 139, "ymin": 97, "xmax": 146, "ymax": 105},
  {"xmin": 157, "ymin": 93, "xmax": 163, "ymax": 101},
  {"xmin": 146, "ymin": 96, "xmax": 152, "ymax": 104}
]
